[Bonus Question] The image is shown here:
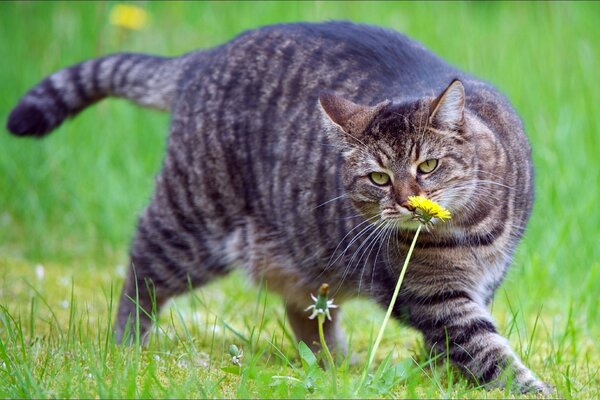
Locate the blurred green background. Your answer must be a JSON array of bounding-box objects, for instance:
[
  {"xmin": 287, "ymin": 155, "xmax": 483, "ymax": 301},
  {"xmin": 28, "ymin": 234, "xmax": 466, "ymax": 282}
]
[{"xmin": 0, "ymin": 1, "xmax": 599, "ymax": 394}]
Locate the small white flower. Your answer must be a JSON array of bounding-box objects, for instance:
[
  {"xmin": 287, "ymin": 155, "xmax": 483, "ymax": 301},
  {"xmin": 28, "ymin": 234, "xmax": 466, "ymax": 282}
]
[
  {"xmin": 196, "ymin": 353, "xmax": 210, "ymax": 368},
  {"xmin": 194, "ymin": 353, "xmax": 210, "ymax": 368},
  {"xmin": 59, "ymin": 300, "xmax": 69, "ymax": 309},
  {"xmin": 192, "ymin": 311, "xmax": 203, "ymax": 324},
  {"xmin": 115, "ymin": 265, "xmax": 126, "ymax": 277},
  {"xmin": 35, "ymin": 264, "xmax": 45, "ymax": 280},
  {"xmin": 153, "ymin": 354, "xmax": 161, "ymax": 362},
  {"xmin": 58, "ymin": 276, "xmax": 70, "ymax": 286},
  {"xmin": 304, "ymin": 283, "xmax": 338, "ymax": 321},
  {"xmin": 232, "ymin": 354, "xmax": 243, "ymax": 366},
  {"xmin": 304, "ymin": 295, "xmax": 338, "ymax": 321}
]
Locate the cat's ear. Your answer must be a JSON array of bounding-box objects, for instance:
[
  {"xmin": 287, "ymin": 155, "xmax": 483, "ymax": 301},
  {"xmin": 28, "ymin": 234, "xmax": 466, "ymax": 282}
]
[
  {"xmin": 319, "ymin": 92, "xmax": 388, "ymax": 139},
  {"xmin": 429, "ymin": 79, "xmax": 465, "ymax": 130}
]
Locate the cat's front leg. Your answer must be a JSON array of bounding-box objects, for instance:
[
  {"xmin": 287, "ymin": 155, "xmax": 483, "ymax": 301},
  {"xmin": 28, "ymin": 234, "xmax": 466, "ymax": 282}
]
[{"xmin": 406, "ymin": 292, "xmax": 553, "ymax": 394}]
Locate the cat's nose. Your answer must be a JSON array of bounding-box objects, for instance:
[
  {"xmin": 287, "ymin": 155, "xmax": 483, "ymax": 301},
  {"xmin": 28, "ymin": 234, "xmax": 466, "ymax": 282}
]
[
  {"xmin": 392, "ymin": 182, "xmax": 422, "ymax": 209},
  {"xmin": 399, "ymin": 201, "xmax": 415, "ymax": 212}
]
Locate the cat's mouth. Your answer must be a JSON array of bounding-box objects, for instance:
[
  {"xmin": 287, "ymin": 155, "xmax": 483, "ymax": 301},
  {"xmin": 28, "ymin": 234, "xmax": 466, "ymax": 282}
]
[{"xmin": 380, "ymin": 209, "xmax": 422, "ymax": 230}]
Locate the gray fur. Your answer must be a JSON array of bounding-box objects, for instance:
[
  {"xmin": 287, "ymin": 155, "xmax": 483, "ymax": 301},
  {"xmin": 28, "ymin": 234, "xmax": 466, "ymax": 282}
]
[{"xmin": 7, "ymin": 21, "xmax": 551, "ymax": 394}]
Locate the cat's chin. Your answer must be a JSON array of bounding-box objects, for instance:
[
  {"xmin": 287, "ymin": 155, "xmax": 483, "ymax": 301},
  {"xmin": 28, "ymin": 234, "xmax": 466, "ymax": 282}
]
[{"xmin": 380, "ymin": 216, "xmax": 422, "ymax": 231}]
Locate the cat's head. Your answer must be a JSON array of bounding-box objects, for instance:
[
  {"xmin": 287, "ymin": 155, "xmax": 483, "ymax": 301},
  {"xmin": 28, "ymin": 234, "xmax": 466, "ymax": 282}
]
[{"xmin": 320, "ymin": 79, "xmax": 478, "ymax": 230}]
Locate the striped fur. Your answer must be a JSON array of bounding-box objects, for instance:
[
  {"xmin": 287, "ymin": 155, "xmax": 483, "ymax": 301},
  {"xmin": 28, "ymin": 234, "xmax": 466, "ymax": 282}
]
[
  {"xmin": 7, "ymin": 22, "xmax": 551, "ymax": 394},
  {"xmin": 7, "ymin": 53, "xmax": 192, "ymax": 136}
]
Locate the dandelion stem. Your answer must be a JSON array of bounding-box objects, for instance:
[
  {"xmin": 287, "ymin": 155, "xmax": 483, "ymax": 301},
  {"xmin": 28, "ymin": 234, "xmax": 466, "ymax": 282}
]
[
  {"xmin": 318, "ymin": 314, "xmax": 337, "ymax": 393},
  {"xmin": 358, "ymin": 223, "xmax": 423, "ymax": 391}
]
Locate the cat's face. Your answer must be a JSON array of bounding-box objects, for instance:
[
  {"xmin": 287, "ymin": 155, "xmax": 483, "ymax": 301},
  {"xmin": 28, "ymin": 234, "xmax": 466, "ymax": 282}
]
[{"xmin": 320, "ymin": 80, "xmax": 478, "ymax": 230}]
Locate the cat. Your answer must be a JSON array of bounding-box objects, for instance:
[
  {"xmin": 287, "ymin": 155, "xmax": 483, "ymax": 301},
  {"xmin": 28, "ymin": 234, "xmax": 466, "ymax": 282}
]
[{"xmin": 7, "ymin": 21, "xmax": 552, "ymax": 394}]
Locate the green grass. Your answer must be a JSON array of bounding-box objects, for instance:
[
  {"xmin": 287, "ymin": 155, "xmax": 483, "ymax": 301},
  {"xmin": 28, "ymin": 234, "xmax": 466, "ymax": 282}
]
[{"xmin": 1, "ymin": 1, "xmax": 599, "ymax": 398}]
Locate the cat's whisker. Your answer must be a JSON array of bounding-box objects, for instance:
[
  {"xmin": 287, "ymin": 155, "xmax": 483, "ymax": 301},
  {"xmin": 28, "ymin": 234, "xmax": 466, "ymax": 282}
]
[
  {"xmin": 337, "ymin": 217, "xmax": 395, "ymax": 296},
  {"xmin": 369, "ymin": 223, "xmax": 397, "ymax": 295},
  {"xmin": 449, "ymin": 178, "xmax": 515, "ymax": 191},
  {"xmin": 471, "ymin": 169, "xmax": 512, "ymax": 181},
  {"xmin": 441, "ymin": 185, "xmax": 508, "ymax": 208},
  {"xmin": 475, "ymin": 180, "xmax": 515, "ymax": 190},
  {"xmin": 335, "ymin": 213, "xmax": 365, "ymax": 221},
  {"xmin": 357, "ymin": 219, "xmax": 394, "ymax": 295},
  {"xmin": 334, "ymin": 220, "xmax": 387, "ymax": 295},
  {"xmin": 359, "ymin": 222, "xmax": 387, "ymax": 296},
  {"xmin": 365, "ymin": 220, "xmax": 398, "ymax": 295},
  {"xmin": 440, "ymin": 183, "xmax": 507, "ymax": 204},
  {"xmin": 447, "ymin": 177, "xmax": 514, "ymax": 189},
  {"xmin": 436, "ymin": 187, "xmax": 530, "ymax": 233},
  {"xmin": 370, "ymin": 220, "xmax": 396, "ymax": 292},
  {"xmin": 318, "ymin": 231, "xmax": 374, "ymax": 283},
  {"xmin": 318, "ymin": 217, "xmax": 381, "ymax": 285},
  {"xmin": 439, "ymin": 191, "xmax": 495, "ymax": 205},
  {"xmin": 317, "ymin": 140, "xmax": 342, "ymax": 149},
  {"xmin": 312, "ymin": 194, "xmax": 347, "ymax": 210},
  {"xmin": 442, "ymin": 185, "xmax": 499, "ymax": 198},
  {"xmin": 324, "ymin": 214, "xmax": 380, "ymax": 270},
  {"xmin": 356, "ymin": 226, "xmax": 383, "ymax": 295}
]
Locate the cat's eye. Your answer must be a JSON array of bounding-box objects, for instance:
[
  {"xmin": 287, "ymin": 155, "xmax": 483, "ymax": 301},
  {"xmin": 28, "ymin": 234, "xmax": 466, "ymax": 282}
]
[
  {"xmin": 369, "ymin": 172, "xmax": 391, "ymax": 186},
  {"xmin": 417, "ymin": 159, "xmax": 438, "ymax": 174}
]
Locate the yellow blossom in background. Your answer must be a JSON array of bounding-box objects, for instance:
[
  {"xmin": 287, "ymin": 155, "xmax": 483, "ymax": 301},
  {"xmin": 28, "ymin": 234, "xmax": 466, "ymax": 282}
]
[
  {"xmin": 407, "ymin": 195, "xmax": 452, "ymax": 223},
  {"xmin": 109, "ymin": 4, "xmax": 149, "ymax": 30}
]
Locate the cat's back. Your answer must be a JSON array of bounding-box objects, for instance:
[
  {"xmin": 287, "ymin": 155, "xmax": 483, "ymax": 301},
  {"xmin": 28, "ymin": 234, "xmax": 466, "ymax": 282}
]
[
  {"xmin": 180, "ymin": 21, "xmax": 462, "ymax": 105},
  {"xmin": 209, "ymin": 21, "xmax": 529, "ymax": 160},
  {"xmin": 178, "ymin": 21, "xmax": 521, "ymax": 136}
]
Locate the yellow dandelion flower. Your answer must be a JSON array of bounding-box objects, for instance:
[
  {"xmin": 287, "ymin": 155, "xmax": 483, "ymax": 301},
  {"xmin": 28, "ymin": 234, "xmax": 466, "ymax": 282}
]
[
  {"xmin": 407, "ymin": 195, "xmax": 452, "ymax": 223},
  {"xmin": 109, "ymin": 4, "xmax": 149, "ymax": 30}
]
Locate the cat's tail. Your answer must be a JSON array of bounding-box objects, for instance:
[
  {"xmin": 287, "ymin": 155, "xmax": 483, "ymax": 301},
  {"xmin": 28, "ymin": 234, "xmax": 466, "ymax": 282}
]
[{"xmin": 7, "ymin": 53, "xmax": 186, "ymax": 137}]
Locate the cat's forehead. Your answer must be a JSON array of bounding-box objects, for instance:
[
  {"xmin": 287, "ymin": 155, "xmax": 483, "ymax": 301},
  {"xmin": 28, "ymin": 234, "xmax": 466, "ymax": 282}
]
[{"xmin": 365, "ymin": 100, "xmax": 435, "ymax": 155}]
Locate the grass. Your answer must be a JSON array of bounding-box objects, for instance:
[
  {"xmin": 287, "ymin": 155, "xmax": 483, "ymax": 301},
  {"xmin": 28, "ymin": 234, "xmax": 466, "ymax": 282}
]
[{"xmin": 1, "ymin": 1, "xmax": 599, "ymax": 398}]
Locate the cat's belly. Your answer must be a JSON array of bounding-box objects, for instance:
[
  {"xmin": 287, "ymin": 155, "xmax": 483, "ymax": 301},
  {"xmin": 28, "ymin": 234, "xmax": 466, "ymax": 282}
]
[{"xmin": 220, "ymin": 218, "xmax": 336, "ymax": 308}]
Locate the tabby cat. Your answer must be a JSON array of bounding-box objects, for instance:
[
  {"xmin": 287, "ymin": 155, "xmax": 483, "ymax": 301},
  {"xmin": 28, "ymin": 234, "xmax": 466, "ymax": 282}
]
[{"xmin": 7, "ymin": 21, "xmax": 551, "ymax": 393}]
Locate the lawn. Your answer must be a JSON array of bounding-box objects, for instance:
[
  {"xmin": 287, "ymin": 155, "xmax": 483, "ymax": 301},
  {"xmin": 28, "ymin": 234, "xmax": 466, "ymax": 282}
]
[{"xmin": 1, "ymin": 1, "xmax": 599, "ymax": 398}]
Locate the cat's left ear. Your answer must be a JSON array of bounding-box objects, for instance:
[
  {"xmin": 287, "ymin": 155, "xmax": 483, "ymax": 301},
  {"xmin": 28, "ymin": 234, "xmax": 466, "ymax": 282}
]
[{"xmin": 429, "ymin": 79, "xmax": 465, "ymax": 130}]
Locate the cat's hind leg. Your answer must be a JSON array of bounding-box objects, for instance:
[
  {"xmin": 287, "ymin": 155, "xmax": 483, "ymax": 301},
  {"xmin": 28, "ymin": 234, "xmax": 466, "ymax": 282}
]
[
  {"xmin": 115, "ymin": 200, "xmax": 229, "ymax": 344},
  {"xmin": 115, "ymin": 250, "xmax": 172, "ymax": 345}
]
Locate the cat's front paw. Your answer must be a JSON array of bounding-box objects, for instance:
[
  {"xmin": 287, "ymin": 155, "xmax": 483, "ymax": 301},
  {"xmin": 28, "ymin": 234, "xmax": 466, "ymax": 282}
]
[
  {"xmin": 485, "ymin": 377, "xmax": 555, "ymax": 396},
  {"xmin": 519, "ymin": 380, "xmax": 556, "ymax": 396}
]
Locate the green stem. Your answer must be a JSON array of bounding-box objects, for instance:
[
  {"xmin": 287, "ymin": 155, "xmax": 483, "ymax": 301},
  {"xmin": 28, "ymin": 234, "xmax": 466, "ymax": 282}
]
[
  {"xmin": 318, "ymin": 314, "xmax": 337, "ymax": 393},
  {"xmin": 357, "ymin": 224, "xmax": 422, "ymax": 391}
]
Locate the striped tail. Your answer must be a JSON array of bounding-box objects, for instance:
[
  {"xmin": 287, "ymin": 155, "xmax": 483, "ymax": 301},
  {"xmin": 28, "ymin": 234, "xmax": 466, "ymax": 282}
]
[{"xmin": 7, "ymin": 53, "xmax": 184, "ymax": 137}]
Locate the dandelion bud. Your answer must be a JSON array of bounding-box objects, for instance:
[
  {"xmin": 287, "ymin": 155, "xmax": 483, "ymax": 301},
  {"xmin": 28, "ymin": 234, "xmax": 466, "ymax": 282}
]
[{"xmin": 228, "ymin": 344, "xmax": 240, "ymax": 357}]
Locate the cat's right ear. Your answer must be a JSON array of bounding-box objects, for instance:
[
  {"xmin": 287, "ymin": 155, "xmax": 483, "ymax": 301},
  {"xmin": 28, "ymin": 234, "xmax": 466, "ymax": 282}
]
[
  {"xmin": 319, "ymin": 93, "xmax": 388, "ymax": 144},
  {"xmin": 429, "ymin": 79, "xmax": 465, "ymax": 131}
]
